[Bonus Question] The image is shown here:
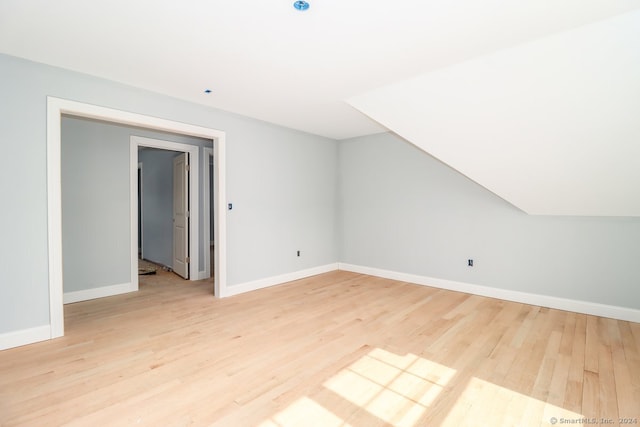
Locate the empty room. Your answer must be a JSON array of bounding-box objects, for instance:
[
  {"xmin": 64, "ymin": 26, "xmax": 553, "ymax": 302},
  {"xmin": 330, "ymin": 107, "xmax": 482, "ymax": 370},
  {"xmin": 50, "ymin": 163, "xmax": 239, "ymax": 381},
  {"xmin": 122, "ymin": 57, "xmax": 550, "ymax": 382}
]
[{"xmin": 1, "ymin": 1, "xmax": 639, "ymax": 426}]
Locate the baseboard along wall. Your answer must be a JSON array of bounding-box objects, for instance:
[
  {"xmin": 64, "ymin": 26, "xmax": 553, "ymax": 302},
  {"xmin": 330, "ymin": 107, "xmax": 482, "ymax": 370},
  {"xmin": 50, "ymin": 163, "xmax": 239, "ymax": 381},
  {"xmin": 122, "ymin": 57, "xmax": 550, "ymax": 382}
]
[
  {"xmin": 338, "ymin": 263, "xmax": 640, "ymax": 323},
  {"xmin": 63, "ymin": 282, "xmax": 137, "ymax": 304},
  {"xmin": 0, "ymin": 325, "xmax": 51, "ymax": 351},
  {"xmin": 224, "ymin": 263, "xmax": 339, "ymax": 297}
]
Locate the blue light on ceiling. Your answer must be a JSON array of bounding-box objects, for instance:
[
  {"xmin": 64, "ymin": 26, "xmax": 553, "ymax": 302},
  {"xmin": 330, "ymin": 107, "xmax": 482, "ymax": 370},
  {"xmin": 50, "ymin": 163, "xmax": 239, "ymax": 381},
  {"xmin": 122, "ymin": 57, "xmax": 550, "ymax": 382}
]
[
  {"xmin": 204, "ymin": 89, "xmax": 212, "ymax": 94},
  {"xmin": 293, "ymin": 1, "xmax": 310, "ymax": 11}
]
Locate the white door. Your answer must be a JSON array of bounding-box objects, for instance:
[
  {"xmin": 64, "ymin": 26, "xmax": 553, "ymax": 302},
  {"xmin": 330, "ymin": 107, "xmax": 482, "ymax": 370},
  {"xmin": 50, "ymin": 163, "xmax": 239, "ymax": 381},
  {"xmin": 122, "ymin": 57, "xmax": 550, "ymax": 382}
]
[{"xmin": 173, "ymin": 153, "xmax": 189, "ymax": 279}]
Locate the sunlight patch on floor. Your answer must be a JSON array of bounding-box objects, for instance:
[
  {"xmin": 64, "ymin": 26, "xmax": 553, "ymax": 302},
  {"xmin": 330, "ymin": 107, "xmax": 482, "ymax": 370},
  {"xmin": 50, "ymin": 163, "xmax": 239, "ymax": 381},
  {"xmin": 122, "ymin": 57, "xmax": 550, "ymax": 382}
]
[
  {"xmin": 323, "ymin": 348, "xmax": 457, "ymax": 426},
  {"xmin": 258, "ymin": 396, "xmax": 351, "ymax": 427},
  {"xmin": 260, "ymin": 348, "xmax": 584, "ymax": 427},
  {"xmin": 439, "ymin": 377, "xmax": 584, "ymax": 427}
]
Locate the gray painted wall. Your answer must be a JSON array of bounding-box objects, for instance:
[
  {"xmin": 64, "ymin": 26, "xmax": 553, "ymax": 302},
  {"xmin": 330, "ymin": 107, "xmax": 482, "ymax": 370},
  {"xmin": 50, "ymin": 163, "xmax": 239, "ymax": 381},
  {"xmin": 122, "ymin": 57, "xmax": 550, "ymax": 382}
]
[
  {"xmin": 339, "ymin": 132, "xmax": 640, "ymax": 310},
  {"xmin": 138, "ymin": 148, "xmax": 181, "ymax": 268},
  {"xmin": 61, "ymin": 116, "xmax": 130, "ymax": 292},
  {"xmin": 0, "ymin": 53, "xmax": 338, "ymax": 335}
]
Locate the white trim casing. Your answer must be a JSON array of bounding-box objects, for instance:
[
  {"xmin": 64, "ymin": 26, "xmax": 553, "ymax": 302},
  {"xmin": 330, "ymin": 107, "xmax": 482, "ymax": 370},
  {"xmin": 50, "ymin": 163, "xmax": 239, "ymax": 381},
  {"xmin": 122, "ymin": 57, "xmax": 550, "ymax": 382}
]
[
  {"xmin": 64, "ymin": 282, "xmax": 137, "ymax": 304},
  {"xmin": 338, "ymin": 263, "xmax": 640, "ymax": 323},
  {"xmin": 224, "ymin": 264, "xmax": 339, "ymax": 297},
  {"xmin": 47, "ymin": 100, "xmax": 64, "ymax": 339},
  {"xmin": 137, "ymin": 161, "xmax": 144, "ymax": 260},
  {"xmin": 46, "ymin": 96, "xmax": 228, "ymax": 347},
  {"xmin": 214, "ymin": 135, "xmax": 226, "ymax": 298},
  {"xmin": 203, "ymin": 146, "xmax": 214, "ymax": 280}
]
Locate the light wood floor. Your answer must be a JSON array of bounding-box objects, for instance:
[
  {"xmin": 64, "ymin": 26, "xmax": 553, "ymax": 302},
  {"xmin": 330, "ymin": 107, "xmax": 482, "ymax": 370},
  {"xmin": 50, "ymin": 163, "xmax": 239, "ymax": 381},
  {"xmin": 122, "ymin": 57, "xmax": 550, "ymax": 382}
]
[{"xmin": 1, "ymin": 270, "xmax": 638, "ymax": 426}]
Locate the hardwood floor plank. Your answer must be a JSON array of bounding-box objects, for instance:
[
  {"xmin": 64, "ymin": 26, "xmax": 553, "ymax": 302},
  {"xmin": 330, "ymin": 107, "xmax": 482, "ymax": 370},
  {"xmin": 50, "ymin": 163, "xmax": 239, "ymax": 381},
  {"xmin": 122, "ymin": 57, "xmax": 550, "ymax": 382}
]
[
  {"xmin": 582, "ymin": 370, "xmax": 600, "ymax": 421},
  {"xmin": 585, "ymin": 315, "xmax": 600, "ymax": 374},
  {"xmin": 598, "ymin": 342, "xmax": 620, "ymax": 427},
  {"xmin": 564, "ymin": 313, "xmax": 587, "ymax": 413}
]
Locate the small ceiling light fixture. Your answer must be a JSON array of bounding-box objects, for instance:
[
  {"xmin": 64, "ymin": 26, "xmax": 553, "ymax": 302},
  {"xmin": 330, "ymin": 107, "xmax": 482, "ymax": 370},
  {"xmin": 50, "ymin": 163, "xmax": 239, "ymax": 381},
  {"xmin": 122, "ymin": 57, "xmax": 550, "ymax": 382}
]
[
  {"xmin": 204, "ymin": 89, "xmax": 212, "ymax": 94},
  {"xmin": 293, "ymin": 1, "xmax": 310, "ymax": 11}
]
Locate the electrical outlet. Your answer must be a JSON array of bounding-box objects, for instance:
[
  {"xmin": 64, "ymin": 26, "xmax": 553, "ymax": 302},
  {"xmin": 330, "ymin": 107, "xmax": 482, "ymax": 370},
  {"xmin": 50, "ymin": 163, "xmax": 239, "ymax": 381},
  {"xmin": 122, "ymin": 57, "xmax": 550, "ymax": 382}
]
[{"xmin": 468, "ymin": 259, "xmax": 473, "ymax": 267}]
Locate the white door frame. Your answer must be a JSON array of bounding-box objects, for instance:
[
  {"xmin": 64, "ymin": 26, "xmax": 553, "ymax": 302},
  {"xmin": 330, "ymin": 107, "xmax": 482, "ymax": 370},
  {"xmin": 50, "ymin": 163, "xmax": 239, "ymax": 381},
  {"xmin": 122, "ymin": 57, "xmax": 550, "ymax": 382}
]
[
  {"xmin": 131, "ymin": 137, "xmax": 198, "ymax": 281},
  {"xmin": 47, "ymin": 96, "xmax": 227, "ymax": 339},
  {"xmin": 203, "ymin": 146, "xmax": 214, "ymax": 279},
  {"xmin": 138, "ymin": 162, "xmax": 144, "ymax": 260}
]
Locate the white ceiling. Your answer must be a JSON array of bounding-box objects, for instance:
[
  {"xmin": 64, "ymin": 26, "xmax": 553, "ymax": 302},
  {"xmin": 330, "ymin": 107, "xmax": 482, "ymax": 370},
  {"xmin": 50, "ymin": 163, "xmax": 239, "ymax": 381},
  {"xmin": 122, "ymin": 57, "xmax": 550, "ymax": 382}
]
[{"xmin": 1, "ymin": 0, "xmax": 639, "ymax": 215}]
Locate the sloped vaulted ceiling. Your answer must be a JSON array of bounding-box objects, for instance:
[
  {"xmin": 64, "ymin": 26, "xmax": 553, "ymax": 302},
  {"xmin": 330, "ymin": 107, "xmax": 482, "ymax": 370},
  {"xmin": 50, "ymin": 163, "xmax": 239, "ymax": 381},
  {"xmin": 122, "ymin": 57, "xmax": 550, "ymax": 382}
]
[{"xmin": 348, "ymin": 10, "xmax": 640, "ymax": 216}]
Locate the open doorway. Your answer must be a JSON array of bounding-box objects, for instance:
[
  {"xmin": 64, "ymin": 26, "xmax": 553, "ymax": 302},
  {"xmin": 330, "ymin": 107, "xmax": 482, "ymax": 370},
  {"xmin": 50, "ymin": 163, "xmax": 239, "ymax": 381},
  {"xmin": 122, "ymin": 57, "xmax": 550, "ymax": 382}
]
[
  {"xmin": 131, "ymin": 137, "xmax": 203, "ymax": 284},
  {"xmin": 47, "ymin": 97, "xmax": 227, "ymax": 340},
  {"xmin": 138, "ymin": 146, "xmax": 191, "ymax": 279}
]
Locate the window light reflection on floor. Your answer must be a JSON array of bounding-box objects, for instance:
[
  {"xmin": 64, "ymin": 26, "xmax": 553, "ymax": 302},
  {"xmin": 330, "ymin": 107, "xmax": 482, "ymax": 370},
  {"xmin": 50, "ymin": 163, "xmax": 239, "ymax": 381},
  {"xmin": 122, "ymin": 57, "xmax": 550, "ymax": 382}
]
[
  {"xmin": 260, "ymin": 396, "xmax": 349, "ymax": 427},
  {"xmin": 440, "ymin": 377, "xmax": 584, "ymax": 427},
  {"xmin": 324, "ymin": 348, "xmax": 456, "ymax": 426},
  {"xmin": 260, "ymin": 348, "xmax": 455, "ymax": 427},
  {"xmin": 260, "ymin": 348, "xmax": 585, "ymax": 427}
]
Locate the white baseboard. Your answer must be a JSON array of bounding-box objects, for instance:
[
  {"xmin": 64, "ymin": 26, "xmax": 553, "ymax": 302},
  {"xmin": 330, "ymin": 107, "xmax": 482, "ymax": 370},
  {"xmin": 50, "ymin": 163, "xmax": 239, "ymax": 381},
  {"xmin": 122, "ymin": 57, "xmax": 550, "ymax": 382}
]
[
  {"xmin": 64, "ymin": 282, "xmax": 137, "ymax": 304},
  {"xmin": 0, "ymin": 325, "xmax": 51, "ymax": 351},
  {"xmin": 338, "ymin": 263, "xmax": 640, "ymax": 323},
  {"xmin": 224, "ymin": 263, "xmax": 339, "ymax": 297}
]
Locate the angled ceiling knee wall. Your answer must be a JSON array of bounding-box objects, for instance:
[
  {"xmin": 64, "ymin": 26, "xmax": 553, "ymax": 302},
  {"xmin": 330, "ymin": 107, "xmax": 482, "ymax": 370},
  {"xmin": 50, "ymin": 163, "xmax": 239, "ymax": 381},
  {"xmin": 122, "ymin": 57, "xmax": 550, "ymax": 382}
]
[{"xmin": 348, "ymin": 10, "xmax": 640, "ymax": 217}]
